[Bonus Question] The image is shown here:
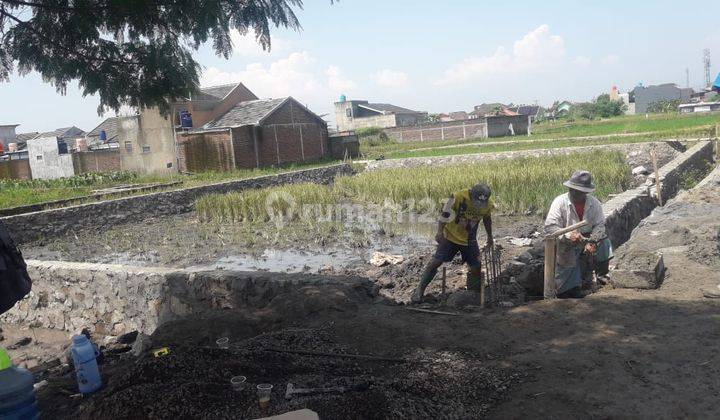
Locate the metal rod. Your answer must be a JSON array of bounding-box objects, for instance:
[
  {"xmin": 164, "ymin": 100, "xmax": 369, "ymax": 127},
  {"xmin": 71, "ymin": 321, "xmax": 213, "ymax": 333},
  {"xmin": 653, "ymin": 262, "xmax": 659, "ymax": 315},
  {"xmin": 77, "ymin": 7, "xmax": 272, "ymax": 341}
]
[{"xmin": 652, "ymin": 148, "xmax": 663, "ymax": 206}]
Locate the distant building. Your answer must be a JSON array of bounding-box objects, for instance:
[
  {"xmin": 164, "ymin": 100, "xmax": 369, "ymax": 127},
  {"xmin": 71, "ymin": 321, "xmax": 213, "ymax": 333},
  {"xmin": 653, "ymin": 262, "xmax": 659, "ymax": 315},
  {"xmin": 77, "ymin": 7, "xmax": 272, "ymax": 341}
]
[
  {"xmin": 27, "ymin": 136, "xmax": 76, "ymax": 180},
  {"xmin": 469, "ymin": 103, "xmax": 506, "ymax": 119},
  {"xmin": 548, "ymin": 101, "xmax": 573, "ymax": 118},
  {"xmin": 334, "ymin": 99, "xmax": 426, "ymax": 131},
  {"xmin": 0, "ymin": 124, "xmax": 19, "ymax": 148},
  {"xmin": 177, "ymin": 96, "xmax": 329, "ymax": 171},
  {"xmin": 630, "ymin": 83, "xmax": 693, "ymax": 114},
  {"xmin": 509, "ymin": 105, "xmax": 544, "ymax": 122},
  {"xmin": 678, "ymin": 102, "xmax": 720, "ymax": 114}
]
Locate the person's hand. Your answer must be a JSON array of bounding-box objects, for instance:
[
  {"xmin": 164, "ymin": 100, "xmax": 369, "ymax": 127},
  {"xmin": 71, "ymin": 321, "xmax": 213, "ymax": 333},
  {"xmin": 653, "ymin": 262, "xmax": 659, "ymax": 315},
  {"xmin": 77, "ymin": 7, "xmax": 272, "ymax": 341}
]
[
  {"xmin": 569, "ymin": 230, "xmax": 583, "ymax": 243},
  {"xmin": 585, "ymin": 242, "xmax": 597, "ymax": 254},
  {"xmin": 484, "ymin": 237, "xmax": 494, "ymax": 250}
]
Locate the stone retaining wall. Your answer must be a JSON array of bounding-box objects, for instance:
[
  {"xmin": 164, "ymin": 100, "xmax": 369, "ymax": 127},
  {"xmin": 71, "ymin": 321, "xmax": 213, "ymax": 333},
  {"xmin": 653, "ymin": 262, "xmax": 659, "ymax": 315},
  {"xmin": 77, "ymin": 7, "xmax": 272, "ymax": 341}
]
[
  {"xmin": 603, "ymin": 140, "xmax": 715, "ymax": 248},
  {"xmin": 364, "ymin": 140, "xmax": 706, "ymax": 172},
  {"xmin": 3, "ymin": 164, "xmax": 353, "ymax": 244},
  {"xmin": 1, "ymin": 260, "xmax": 377, "ymax": 336}
]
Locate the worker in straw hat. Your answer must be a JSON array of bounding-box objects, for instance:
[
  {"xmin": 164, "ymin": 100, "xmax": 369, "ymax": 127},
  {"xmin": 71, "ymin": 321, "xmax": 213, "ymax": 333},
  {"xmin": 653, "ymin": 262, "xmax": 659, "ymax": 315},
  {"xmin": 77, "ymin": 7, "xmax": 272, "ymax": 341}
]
[
  {"xmin": 411, "ymin": 183, "xmax": 494, "ymax": 303},
  {"xmin": 544, "ymin": 170, "xmax": 613, "ymax": 298}
]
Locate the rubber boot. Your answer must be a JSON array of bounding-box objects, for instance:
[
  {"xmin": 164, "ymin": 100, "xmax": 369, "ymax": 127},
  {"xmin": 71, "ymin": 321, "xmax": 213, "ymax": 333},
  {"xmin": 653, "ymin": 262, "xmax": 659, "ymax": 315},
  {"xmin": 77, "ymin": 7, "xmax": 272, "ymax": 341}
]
[
  {"xmin": 411, "ymin": 266, "xmax": 438, "ymax": 303},
  {"xmin": 466, "ymin": 272, "xmax": 483, "ymax": 291}
]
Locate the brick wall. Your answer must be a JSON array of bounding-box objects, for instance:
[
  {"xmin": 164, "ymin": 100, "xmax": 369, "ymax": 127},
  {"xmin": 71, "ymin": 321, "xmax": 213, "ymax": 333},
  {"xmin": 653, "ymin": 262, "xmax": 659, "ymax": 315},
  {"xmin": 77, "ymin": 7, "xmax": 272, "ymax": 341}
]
[
  {"xmin": 0, "ymin": 159, "xmax": 32, "ymax": 180},
  {"xmin": 232, "ymin": 126, "xmax": 257, "ymax": 169},
  {"xmin": 177, "ymin": 131, "xmax": 233, "ymax": 172},
  {"xmin": 385, "ymin": 120, "xmax": 488, "ymax": 143},
  {"xmin": 259, "ymin": 99, "xmax": 328, "ymax": 165},
  {"xmin": 72, "ymin": 150, "xmax": 123, "ymax": 174}
]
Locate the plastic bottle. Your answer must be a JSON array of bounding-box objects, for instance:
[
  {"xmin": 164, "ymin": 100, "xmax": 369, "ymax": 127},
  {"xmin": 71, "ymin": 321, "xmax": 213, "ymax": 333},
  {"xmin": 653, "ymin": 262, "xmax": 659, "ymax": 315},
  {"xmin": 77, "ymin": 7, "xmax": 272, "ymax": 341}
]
[
  {"xmin": 70, "ymin": 335, "xmax": 102, "ymax": 394},
  {"xmin": 0, "ymin": 347, "xmax": 40, "ymax": 419}
]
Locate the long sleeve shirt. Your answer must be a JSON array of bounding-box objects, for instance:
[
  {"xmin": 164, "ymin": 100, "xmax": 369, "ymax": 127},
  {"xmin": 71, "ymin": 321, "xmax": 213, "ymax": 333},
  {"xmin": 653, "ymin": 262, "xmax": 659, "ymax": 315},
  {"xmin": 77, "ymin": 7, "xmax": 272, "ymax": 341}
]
[{"xmin": 544, "ymin": 192, "xmax": 606, "ymax": 267}]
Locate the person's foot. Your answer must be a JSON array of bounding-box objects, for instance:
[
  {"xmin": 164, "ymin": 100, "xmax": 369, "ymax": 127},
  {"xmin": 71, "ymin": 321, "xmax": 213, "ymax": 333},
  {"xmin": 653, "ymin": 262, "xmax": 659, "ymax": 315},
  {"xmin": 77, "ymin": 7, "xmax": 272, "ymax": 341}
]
[{"xmin": 410, "ymin": 287, "xmax": 424, "ymax": 304}]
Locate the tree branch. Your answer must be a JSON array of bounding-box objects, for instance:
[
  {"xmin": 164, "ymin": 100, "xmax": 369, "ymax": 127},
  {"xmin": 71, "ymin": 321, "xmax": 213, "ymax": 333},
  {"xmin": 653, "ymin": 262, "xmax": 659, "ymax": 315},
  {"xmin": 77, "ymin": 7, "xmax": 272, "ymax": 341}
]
[{"xmin": 0, "ymin": 7, "xmax": 140, "ymax": 66}]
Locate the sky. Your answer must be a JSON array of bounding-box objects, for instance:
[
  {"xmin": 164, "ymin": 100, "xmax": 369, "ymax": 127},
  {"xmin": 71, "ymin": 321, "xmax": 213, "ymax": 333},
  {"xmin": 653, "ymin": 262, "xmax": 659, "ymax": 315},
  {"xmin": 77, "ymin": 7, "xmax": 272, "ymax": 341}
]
[{"xmin": 1, "ymin": 0, "xmax": 719, "ymax": 133}]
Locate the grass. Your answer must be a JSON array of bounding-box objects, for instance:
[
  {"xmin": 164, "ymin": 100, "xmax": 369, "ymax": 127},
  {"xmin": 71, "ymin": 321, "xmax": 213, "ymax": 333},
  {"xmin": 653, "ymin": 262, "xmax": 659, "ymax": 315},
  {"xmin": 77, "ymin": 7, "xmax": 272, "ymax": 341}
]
[
  {"xmin": 360, "ymin": 112, "xmax": 719, "ymax": 160},
  {"xmin": 197, "ymin": 150, "xmax": 632, "ymax": 223},
  {"xmin": 0, "ymin": 159, "xmax": 341, "ymax": 210}
]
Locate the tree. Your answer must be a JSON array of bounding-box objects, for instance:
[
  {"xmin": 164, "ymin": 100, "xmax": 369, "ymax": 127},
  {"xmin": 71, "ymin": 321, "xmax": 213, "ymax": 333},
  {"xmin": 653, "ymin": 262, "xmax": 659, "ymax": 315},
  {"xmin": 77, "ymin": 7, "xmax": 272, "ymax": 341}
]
[
  {"xmin": 0, "ymin": 0, "xmax": 309, "ymax": 114},
  {"xmin": 569, "ymin": 94, "xmax": 626, "ymax": 120}
]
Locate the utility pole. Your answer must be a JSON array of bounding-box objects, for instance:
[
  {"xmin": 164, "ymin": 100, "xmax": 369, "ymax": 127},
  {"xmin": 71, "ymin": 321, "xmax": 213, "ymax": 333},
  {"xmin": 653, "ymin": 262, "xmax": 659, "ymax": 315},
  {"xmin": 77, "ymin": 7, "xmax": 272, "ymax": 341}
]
[
  {"xmin": 686, "ymin": 67, "xmax": 690, "ymax": 88},
  {"xmin": 703, "ymin": 49, "xmax": 712, "ymax": 89}
]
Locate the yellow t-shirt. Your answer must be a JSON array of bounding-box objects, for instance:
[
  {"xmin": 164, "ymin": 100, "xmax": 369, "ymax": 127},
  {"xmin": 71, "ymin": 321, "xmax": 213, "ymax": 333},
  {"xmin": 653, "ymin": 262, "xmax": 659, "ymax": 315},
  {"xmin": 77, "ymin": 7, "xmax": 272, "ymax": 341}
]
[{"xmin": 441, "ymin": 189, "xmax": 494, "ymax": 246}]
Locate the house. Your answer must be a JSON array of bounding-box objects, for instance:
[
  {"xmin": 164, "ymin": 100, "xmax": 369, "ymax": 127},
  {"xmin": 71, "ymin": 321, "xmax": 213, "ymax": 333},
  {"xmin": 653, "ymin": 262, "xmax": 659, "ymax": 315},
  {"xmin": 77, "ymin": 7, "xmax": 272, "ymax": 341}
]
[
  {"xmin": 82, "ymin": 82, "xmax": 258, "ymax": 174},
  {"xmin": 34, "ymin": 126, "xmax": 86, "ymax": 150},
  {"xmin": 334, "ymin": 99, "xmax": 426, "ymax": 131},
  {"xmin": 0, "ymin": 124, "xmax": 19, "ymax": 148},
  {"xmin": 486, "ymin": 114, "xmax": 531, "ymax": 137},
  {"xmin": 469, "ymin": 103, "xmax": 506, "ymax": 119},
  {"xmin": 177, "ymin": 96, "xmax": 329, "ymax": 172},
  {"xmin": 678, "ymin": 102, "xmax": 720, "ymax": 114},
  {"xmin": 27, "ymin": 136, "xmax": 75, "ymax": 180},
  {"xmin": 630, "ymin": 83, "xmax": 693, "ymax": 114},
  {"xmin": 448, "ymin": 111, "xmax": 469, "ymax": 121},
  {"xmin": 549, "ymin": 101, "xmax": 573, "ymax": 118},
  {"xmin": 509, "ymin": 105, "xmax": 544, "ymax": 122}
]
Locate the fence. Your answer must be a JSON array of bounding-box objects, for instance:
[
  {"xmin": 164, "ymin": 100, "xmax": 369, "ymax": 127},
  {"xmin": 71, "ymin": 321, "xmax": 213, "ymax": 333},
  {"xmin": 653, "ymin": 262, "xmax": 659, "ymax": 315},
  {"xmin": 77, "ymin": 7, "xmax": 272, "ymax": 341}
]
[{"xmin": 384, "ymin": 121, "xmax": 488, "ymax": 143}]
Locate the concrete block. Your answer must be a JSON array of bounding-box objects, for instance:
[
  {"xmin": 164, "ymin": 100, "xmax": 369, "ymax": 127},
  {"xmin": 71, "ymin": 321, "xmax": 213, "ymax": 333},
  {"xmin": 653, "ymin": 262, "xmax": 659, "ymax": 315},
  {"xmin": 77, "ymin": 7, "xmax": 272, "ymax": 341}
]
[{"xmin": 610, "ymin": 253, "xmax": 665, "ymax": 289}]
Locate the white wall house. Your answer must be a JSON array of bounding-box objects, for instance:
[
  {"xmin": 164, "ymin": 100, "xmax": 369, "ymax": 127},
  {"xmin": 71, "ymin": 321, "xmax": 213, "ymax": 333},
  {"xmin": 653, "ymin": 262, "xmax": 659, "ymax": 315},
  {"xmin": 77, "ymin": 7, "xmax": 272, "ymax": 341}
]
[{"xmin": 27, "ymin": 136, "xmax": 75, "ymax": 179}]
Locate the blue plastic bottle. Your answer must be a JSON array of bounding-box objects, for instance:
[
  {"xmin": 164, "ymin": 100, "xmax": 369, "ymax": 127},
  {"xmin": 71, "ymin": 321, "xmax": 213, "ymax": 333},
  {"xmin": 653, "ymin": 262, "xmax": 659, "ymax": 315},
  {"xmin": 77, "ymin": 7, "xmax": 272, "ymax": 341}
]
[
  {"xmin": 70, "ymin": 335, "xmax": 102, "ymax": 394},
  {"xmin": 0, "ymin": 347, "xmax": 40, "ymax": 420}
]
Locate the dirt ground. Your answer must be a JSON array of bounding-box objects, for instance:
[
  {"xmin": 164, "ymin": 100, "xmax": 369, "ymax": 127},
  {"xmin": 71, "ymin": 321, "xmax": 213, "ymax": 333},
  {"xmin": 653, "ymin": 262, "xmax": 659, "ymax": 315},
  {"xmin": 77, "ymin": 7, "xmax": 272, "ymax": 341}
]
[
  {"xmin": 10, "ymin": 150, "xmax": 720, "ymax": 419},
  {"xmin": 20, "ymin": 168, "xmax": 720, "ymax": 418}
]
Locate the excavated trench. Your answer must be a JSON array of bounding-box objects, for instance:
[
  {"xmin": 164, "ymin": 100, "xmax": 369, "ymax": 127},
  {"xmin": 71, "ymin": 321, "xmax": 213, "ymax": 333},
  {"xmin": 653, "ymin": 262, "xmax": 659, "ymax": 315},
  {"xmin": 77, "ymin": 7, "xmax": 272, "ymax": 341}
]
[{"xmin": 2, "ymin": 140, "xmax": 718, "ymax": 419}]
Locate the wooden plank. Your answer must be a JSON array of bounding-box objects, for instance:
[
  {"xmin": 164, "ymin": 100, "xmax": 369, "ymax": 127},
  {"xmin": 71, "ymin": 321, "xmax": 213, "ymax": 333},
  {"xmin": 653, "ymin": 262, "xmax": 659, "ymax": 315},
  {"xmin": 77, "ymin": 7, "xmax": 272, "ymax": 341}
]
[
  {"xmin": 543, "ymin": 237, "xmax": 557, "ymax": 299},
  {"xmin": 545, "ymin": 220, "xmax": 588, "ymax": 239}
]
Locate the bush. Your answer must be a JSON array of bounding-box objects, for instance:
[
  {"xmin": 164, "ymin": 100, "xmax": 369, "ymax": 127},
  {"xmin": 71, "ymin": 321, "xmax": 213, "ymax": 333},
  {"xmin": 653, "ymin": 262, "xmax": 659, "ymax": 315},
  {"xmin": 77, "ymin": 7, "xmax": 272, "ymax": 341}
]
[
  {"xmin": 0, "ymin": 171, "xmax": 137, "ymax": 189},
  {"xmin": 646, "ymin": 99, "xmax": 681, "ymax": 114}
]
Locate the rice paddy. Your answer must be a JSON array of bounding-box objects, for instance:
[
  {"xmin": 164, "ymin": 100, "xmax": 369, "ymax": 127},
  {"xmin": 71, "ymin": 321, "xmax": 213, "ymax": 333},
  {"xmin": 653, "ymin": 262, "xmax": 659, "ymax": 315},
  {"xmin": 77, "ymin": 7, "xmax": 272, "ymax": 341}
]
[{"xmin": 196, "ymin": 150, "xmax": 632, "ymax": 223}]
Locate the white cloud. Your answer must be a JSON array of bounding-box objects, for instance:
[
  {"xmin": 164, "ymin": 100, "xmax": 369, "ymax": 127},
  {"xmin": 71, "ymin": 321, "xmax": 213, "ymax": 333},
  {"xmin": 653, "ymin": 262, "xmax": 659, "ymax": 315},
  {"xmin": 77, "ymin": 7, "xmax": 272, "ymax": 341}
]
[
  {"xmin": 326, "ymin": 65, "xmax": 358, "ymax": 94},
  {"xmin": 371, "ymin": 69, "xmax": 409, "ymax": 89},
  {"xmin": 573, "ymin": 55, "xmax": 591, "ymax": 67},
  {"xmin": 435, "ymin": 24, "xmax": 565, "ymax": 86},
  {"xmin": 200, "ymin": 51, "xmax": 357, "ymax": 118},
  {"xmin": 229, "ymin": 29, "xmax": 287, "ymax": 57},
  {"xmin": 601, "ymin": 54, "xmax": 620, "ymax": 65}
]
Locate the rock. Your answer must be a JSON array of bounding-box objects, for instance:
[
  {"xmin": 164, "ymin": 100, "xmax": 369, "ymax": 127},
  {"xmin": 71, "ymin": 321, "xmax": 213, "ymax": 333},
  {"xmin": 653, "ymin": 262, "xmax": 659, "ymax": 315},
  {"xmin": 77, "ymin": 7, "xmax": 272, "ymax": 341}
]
[
  {"xmin": 632, "ymin": 165, "xmax": 649, "ymax": 175},
  {"xmin": 117, "ymin": 330, "xmax": 139, "ymax": 345},
  {"xmin": 517, "ymin": 252, "xmax": 534, "ymax": 264},
  {"xmin": 8, "ymin": 337, "xmax": 32, "ymax": 350},
  {"xmin": 610, "ymin": 252, "xmax": 666, "ymax": 289},
  {"xmin": 447, "ymin": 290, "xmax": 483, "ymax": 308},
  {"xmin": 508, "ymin": 237, "xmax": 533, "ymax": 247},
  {"xmin": 505, "ymin": 260, "xmax": 527, "ymax": 276},
  {"xmin": 369, "ymin": 252, "xmax": 405, "ymax": 267},
  {"xmin": 132, "ymin": 333, "xmax": 153, "ymax": 357}
]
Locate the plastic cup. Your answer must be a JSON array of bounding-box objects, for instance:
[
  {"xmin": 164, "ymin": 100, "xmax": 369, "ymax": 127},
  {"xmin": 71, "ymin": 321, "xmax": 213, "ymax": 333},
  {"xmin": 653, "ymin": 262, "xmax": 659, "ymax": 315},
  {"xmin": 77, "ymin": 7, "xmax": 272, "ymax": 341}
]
[
  {"xmin": 216, "ymin": 337, "xmax": 229, "ymax": 349},
  {"xmin": 230, "ymin": 376, "xmax": 246, "ymax": 392},
  {"xmin": 257, "ymin": 383, "xmax": 273, "ymax": 410}
]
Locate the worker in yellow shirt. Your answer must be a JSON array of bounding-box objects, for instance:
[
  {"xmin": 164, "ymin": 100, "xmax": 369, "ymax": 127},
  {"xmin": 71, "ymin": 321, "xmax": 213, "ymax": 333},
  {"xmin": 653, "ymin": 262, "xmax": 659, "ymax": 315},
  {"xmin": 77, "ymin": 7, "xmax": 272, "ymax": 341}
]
[{"xmin": 411, "ymin": 183, "xmax": 494, "ymax": 303}]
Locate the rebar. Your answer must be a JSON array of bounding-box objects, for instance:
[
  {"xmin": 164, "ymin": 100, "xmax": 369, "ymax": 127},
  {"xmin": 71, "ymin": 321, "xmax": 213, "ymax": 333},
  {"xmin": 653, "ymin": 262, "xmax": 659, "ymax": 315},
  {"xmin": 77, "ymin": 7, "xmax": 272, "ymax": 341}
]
[{"xmin": 482, "ymin": 246, "xmax": 503, "ymax": 304}]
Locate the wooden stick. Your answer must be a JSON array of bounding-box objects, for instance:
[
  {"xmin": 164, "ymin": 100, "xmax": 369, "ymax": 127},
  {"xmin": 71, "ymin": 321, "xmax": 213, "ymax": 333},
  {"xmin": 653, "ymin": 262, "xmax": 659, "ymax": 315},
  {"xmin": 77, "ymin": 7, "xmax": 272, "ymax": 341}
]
[
  {"xmin": 405, "ymin": 307, "xmax": 460, "ymax": 316},
  {"xmin": 441, "ymin": 267, "xmax": 447, "ymax": 298},
  {"xmin": 652, "ymin": 148, "xmax": 662, "ymax": 206},
  {"xmin": 545, "ymin": 220, "xmax": 588, "ymax": 239},
  {"xmin": 543, "ymin": 237, "xmax": 557, "ymax": 299}
]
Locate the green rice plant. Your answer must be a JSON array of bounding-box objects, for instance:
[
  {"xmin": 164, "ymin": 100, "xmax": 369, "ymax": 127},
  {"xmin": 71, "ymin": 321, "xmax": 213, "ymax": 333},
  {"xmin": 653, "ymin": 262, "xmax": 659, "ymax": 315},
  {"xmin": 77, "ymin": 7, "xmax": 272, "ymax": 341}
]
[
  {"xmin": 334, "ymin": 151, "xmax": 632, "ymax": 215},
  {"xmin": 196, "ymin": 182, "xmax": 339, "ymax": 223},
  {"xmin": 197, "ymin": 150, "xmax": 632, "ymax": 223}
]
